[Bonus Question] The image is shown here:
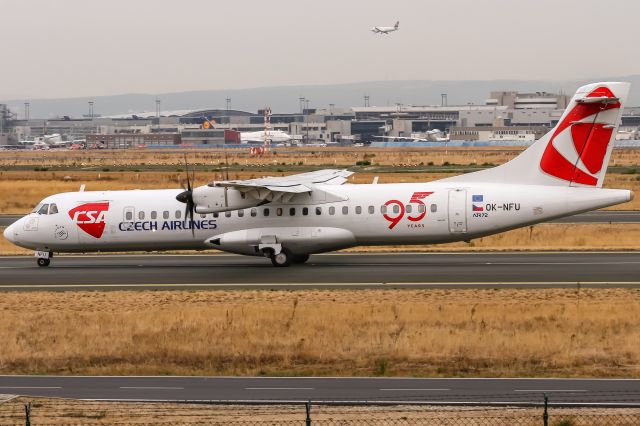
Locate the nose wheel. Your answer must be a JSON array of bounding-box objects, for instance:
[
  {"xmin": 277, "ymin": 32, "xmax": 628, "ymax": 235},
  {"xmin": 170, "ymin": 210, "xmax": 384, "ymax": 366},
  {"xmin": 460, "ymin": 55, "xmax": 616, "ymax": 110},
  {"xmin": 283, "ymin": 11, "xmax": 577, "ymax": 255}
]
[{"xmin": 35, "ymin": 251, "xmax": 52, "ymax": 267}]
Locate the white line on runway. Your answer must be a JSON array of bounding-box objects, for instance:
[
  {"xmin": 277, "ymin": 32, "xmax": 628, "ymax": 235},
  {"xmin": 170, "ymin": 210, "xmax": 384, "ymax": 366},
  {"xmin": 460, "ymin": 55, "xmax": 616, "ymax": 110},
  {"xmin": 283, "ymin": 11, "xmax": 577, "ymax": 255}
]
[
  {"xmin": 514, "ymin": 389, "xmax": 587, "ymax": 392},
  {"xmin": 380, "ymin": 388, "xmax": 450, "ymax": 391},
  {"xmin": 0, "ymin": 386, "xmax": 62, "ymax": 389},
  {"xmin": 245, "ymin": 387, "xmax": 315, "ymax": 390},
  {"xmin": 2, "ymin": 281, "xmax": 640, "ymax": 290},
  {"xmin": 119, "ymin": 387, "xmax": 184, "ymax": 390}
]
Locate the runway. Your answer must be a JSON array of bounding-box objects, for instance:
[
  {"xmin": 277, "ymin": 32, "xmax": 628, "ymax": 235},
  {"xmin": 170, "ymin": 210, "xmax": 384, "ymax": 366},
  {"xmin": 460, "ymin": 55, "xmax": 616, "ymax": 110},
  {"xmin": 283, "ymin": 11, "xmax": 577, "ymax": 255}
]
[
  {"xmin": 0, "ymin": 376, "xmax": 639, "ymax": 405},
  {"xmin": 0, "ymin": 252, "xmax": 639, "ymax": 290},
  {"xmin": 1, "ymin": 210, "xmax": 640, "ymax": 227}
]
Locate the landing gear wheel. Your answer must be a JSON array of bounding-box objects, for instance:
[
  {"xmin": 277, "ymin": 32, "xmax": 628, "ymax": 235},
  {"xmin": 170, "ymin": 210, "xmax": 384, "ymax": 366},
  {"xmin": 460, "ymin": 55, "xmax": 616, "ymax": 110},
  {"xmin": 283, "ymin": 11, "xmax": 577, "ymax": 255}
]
[
  {"xmin": 270, "ymin": 249, "xmax": 293, "ymax": 267},
  {"xmin": 292, "ymin": 254, "xmax": 310, "ymax": 264},
  {"xmin": 37, "ymin": 258, "xmax": 50, "ymax": 267}
]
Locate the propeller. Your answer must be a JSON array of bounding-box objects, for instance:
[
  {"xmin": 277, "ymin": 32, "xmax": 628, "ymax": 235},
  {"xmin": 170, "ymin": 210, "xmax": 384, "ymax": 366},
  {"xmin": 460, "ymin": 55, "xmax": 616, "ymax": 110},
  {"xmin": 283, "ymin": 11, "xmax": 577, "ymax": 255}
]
[
  {"xmin": 175, "ymin": 153, "xmax": 196, "ymax": 237},
  {"xmin": 223, "ymin": 150, "xmax": 229, "ymax": 207}
]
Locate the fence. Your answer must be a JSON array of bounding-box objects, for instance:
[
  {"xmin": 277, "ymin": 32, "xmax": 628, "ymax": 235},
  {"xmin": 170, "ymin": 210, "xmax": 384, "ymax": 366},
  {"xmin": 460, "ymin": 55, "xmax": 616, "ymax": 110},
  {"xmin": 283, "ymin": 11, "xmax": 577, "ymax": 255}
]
[{"xmin": 2, "ymin": 396, "xmax": 640, "ymax": 425}]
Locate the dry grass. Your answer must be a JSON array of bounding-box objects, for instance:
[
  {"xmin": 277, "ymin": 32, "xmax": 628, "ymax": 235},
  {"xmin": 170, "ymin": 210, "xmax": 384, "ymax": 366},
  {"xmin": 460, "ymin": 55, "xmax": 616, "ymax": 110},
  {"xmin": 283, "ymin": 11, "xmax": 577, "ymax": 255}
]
[
  {"xmin": 4, "ymin": 397, "xmax": 638, "ymax": 425},
  {"xmin": 2, "ymin": 146, "xmax": 640, "ymax": 168},
  {"xmin": 1, "ymin": 289, "xmax": 640, "ymax": 377}
]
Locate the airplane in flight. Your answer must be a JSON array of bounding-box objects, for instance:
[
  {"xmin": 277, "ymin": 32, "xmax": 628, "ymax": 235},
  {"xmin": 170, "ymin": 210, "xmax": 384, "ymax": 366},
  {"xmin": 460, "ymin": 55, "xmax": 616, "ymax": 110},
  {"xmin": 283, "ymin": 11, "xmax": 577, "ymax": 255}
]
[
  {"xmin": 371, "ymin": 21, "xmax": 400, "ymax": 34},
  {"xmin": 3, "ymin": 82, "xmax": 634, "ymax": 267}
]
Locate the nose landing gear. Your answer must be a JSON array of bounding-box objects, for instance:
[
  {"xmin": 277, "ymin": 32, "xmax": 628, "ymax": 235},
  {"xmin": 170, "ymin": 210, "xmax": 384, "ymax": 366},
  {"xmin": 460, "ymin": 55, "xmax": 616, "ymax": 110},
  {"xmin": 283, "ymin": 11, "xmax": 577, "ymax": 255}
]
[{"xmin": 35, "ymin": 250, "xmax": 53, "ymax": 267}]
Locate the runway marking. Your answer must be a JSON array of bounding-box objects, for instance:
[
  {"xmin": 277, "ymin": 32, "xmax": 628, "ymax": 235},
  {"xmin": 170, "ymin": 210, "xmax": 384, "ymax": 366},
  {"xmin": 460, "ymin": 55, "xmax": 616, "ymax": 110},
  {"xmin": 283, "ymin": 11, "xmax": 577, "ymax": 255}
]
[
  {"xmin": 245, "ymin": 387, "xmax": 315, "ymax": 390},
  {"xmin": 379, "ymin": 388, "xmax": 450, "ymax": 391},
  {"xmin": 514, "ymin": 389, "xmax": 588, "ymax": 392},
  {"xmin": 1, "ymin": 281, "xmax": 640, "ymax": 289},
  {"xmin": 119, "ymin": 387, "xmax": 184, "ymax": 390},
  {"xmin": 0, "ymin": 386, "xmax": 62, "ymax": 389}
]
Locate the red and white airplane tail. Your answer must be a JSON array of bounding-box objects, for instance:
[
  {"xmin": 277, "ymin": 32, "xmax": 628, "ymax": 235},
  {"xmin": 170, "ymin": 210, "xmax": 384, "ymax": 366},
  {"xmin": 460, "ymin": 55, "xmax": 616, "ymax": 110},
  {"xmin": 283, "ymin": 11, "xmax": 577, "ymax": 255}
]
[{"xmin": 445, "ymin": 82, "xmax": 630, "ymax": 188}]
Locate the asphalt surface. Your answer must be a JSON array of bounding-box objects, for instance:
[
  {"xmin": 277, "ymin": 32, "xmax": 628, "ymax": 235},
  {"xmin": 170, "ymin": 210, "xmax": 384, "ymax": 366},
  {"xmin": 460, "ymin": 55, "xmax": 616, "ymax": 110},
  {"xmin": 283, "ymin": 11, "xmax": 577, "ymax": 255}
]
[
  {"xmin": 0, "ymin": 376, "xmax": 639, "ymax": 405},
  {"xmin": 0, "ymin": 252, "xmax": 639, "ymax": 290},
  {"xmin": 1, "ymin": 211, "xmax": 640, "ymax": 227}
]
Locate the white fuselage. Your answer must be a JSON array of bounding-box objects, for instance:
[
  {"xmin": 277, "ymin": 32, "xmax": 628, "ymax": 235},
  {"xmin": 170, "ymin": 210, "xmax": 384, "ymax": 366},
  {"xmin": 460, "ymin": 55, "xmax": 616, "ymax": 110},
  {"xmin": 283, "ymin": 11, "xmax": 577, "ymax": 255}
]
[
  {"xmin": 4, "ymin": 182, "xmax": 632, "ymax": 255},
  {"xmin": 241, "ymin": 130, "xmax": 291, "ymax": 144}
]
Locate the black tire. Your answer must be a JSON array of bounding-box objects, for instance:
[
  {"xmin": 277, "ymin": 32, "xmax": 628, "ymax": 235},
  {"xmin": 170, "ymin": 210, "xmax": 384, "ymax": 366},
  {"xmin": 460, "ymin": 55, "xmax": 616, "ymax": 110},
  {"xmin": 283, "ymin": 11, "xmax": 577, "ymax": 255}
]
[
  {"xmin": 270, "ymin": 249, "xmax": 293, "ymax": 267},
  {"xmin": 292, "ymin": 254, "xmax": 310, "ymax": 264},
  {"xmin": 37, "ymin": 258, "xmax": 50, "ymax": 267}
]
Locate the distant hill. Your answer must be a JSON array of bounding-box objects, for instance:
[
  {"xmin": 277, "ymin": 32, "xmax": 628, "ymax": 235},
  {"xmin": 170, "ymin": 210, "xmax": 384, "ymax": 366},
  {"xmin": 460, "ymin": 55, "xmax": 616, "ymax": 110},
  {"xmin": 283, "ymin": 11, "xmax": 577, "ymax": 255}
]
[{"xmin": 5, "ymin": 75, "xmax": 640, "ymax": 119}]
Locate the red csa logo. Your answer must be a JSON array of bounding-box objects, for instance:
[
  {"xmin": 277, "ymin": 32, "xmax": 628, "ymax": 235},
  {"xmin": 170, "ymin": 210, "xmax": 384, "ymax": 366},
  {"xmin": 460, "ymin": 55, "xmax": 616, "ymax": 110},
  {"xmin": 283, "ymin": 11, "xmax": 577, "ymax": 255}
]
[
  {"xmin": 384, "ymin": 191, "xmax": 433, "ymax": 229},
  {"xmin": 540, "ymin": 86, "xmax": 620, "ymax": 186},
  {"xmin": 68, "ymin": 202, "xmax": 109, "ymax": 238}
]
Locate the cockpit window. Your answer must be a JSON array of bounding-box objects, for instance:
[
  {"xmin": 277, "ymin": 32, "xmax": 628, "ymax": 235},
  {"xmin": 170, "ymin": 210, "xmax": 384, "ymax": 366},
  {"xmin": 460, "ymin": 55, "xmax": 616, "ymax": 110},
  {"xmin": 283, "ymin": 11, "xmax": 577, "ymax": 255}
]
[
  {"xmin": 37, "ymin": 204, "xmax": 50, "ymax": 215},
  {"xmin": 49, "ymin": 203, "xmax": 59, "ymax": 215},
  {"xmin": 31, "ymin": 203, "xmax": 43, "ymax": 214}
]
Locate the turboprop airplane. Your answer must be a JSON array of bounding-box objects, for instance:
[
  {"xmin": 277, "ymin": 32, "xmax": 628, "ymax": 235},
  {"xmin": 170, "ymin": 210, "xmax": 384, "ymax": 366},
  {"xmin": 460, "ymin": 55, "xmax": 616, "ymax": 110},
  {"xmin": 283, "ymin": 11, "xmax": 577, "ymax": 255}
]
[
  {"xmin": 372, "ymin": 21, "xmax": 399, "ymax": 34},
  {"xmin": 3, "ymin": 82, "xmax": 634, "ymax": 267}
]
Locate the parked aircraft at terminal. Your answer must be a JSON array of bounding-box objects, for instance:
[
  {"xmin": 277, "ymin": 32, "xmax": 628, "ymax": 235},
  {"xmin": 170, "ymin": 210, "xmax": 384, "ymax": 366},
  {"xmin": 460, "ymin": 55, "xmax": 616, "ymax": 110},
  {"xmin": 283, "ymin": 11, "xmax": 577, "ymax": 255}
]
[{"xmin": 3, "ymin": 82, "xmax": 634, "ymax": 267}]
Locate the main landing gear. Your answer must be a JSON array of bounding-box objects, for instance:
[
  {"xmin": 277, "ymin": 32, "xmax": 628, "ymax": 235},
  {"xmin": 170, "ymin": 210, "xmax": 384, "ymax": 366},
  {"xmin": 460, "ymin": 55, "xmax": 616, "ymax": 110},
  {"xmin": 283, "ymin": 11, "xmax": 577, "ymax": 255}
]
[
  {"xmin": 35, "ymin": 251, "xmax": 52, "ymax": 267},
  {"xmin": 267, "ymin": 248, "xmax": 310, "ymax": 267}
]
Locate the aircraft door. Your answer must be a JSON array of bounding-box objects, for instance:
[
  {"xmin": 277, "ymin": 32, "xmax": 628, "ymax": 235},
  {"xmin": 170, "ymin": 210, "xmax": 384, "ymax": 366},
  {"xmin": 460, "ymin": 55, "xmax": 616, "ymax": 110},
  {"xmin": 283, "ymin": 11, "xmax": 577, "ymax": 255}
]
[{"xmin": 448, "ymin": 189, "xmax": 467, "ymax": 233}]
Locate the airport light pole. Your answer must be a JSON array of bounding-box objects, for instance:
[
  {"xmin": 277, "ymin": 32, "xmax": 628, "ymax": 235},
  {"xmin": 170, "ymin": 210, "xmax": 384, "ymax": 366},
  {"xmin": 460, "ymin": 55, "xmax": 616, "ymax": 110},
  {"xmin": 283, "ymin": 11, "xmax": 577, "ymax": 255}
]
[
  {"xmin": 226, "ymin": 97, "xmax": 231, "ymax": 112},
  {"xmin": 24, "ymin": 102, "xmax": 30, "ymax": 122},
  {"xmin": 88, "ymin": 101, "xmax": 94, "ymax": 120}
]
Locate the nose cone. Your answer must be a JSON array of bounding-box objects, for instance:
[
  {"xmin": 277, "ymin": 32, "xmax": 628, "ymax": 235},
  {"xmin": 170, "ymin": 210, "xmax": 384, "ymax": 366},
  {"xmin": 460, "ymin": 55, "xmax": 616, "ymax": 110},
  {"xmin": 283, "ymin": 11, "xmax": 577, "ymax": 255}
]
[{"xmin": 3, "ymin": 224, "xmax": 15, "ymax": 244}]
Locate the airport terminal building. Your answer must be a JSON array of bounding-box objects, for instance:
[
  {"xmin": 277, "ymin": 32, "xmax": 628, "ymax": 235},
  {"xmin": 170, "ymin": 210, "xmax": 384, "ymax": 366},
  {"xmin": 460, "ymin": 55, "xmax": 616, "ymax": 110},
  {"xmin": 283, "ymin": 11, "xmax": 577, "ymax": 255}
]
[{"xmin": 3, "ymin": 89, "xmax": 640, "ymax": 148}]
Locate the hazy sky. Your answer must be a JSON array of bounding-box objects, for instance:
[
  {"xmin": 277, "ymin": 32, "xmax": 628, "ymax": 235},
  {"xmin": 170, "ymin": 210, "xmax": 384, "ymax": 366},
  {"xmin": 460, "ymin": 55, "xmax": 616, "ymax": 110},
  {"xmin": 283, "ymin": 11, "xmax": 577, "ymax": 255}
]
[{"xmin": 1, "ymin": 0, "xmax": 639, "ymax": 100}]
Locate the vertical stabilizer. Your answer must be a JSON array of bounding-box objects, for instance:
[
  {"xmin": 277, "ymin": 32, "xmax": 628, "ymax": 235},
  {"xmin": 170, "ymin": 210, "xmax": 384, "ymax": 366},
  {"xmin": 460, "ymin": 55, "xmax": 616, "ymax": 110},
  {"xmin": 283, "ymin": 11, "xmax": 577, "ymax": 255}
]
[{"xmin": 441, "ymin": 82, "xmax": 630, "ymax": 187}]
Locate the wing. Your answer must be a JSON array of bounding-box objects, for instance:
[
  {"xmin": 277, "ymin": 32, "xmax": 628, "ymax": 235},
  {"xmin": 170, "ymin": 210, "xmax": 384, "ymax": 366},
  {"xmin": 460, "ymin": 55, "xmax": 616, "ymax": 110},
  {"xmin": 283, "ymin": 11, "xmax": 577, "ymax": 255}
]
[{"xmin": 211, "ymin": 169, "xmax": 354, "ymax": 203}]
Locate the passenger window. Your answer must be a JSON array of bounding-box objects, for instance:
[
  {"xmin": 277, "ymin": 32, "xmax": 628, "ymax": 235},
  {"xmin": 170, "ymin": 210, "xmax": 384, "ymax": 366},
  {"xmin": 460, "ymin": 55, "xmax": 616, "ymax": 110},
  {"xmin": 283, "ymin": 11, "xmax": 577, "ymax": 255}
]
[
  {"xmin": 342, "ymin": 206, "xmax": 348, "ymax": 215},
  {"xmin": 368, "ymin": 206, "xmax": 374, "ymax": 214},
  {"xmin": 175, "ymin": 210, "xmax": 182, "ymax": 219},
  {"xmin": 263, "ymin": 208, "xmax": 270, "ymax": 217},
  {"xmin": 38, "ymin": 204, "xmax": 49, "ymax": 215},
  {"xmin": 163, "ymin": 211, "xmax": 169, "ymax": 219},
  {"xmin": 125, "ymin": 210, "xmax": 133, "ymax": 221},
  {"xmin": 139, "ymin": 211, "xmax": 145, "ymax": 220},
  {"xmin": 213, "ymin": 212, "xmax": 219, "ymax": 218},
  {"xmin": 277, "ymin": 208, "xmax": 283, "ymax": 216},
  {"xmin": 238, "ymin": 210, "xmax": 244, "ymax": 217},
  {"xmin": 392, "ymin": 205, "xmax": 400, "ymax": 214},
  {"xmin": 430, "ymin": 204, "xmax": 437, "ymax": 213},
  {"xmin": 302, "ymin": 207, "xmax": 309, "ymax": 216},
  {"xmin": 380, "ymin": 205, "xmax": 387, "ymax": 214},
  {"xmin": 151, "ymin": 211, "xmax": 157, "ymax": 220},
  {"xmin": 250, "ymin": 208, "xmax": 257, "ymax": 217},
  {"xmin": 329, "ymin": 206, "xmax": 335, "ymax": 215},
  {"xmin": 49, "ymin": 204, "xmax": 58, "ymax": 215},
  {"xmin": 200, "ymin": 214, "xmax": 206, "ymax": 219},
  {"xmin": 290, "ymin": 207, "xmax": 296, "ymax": 216},
  {"xmin": 406, "ymin": 205, "xmax": 412, "ymax": 214},
  {"xmin": 315, "ymin": 207, "xmax": 322, "ymax": 215},
  {"xmin": 356, "ymin": 206, "xmax": 362, "ymax": 214},
  {"xmin": 225, "ymin": 211, "xmax": 231, "ymax": 218}
]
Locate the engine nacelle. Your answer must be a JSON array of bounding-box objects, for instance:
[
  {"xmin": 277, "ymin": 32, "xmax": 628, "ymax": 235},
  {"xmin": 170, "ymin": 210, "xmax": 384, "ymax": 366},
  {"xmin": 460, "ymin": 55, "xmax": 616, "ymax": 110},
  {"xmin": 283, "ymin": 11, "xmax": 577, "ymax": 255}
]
[
  {"xmin": 205, "ymin": 227, "xmax": 356, "ymax": 256},
  {"xmin": 192, "ymin": 185, "xmax": 260, "ymax": 213}
]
